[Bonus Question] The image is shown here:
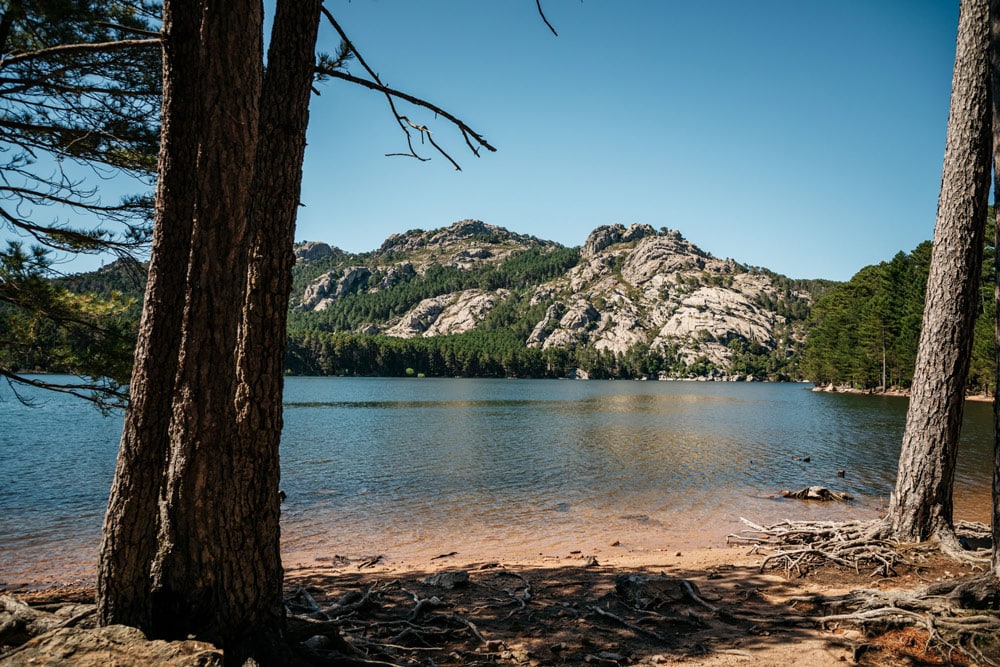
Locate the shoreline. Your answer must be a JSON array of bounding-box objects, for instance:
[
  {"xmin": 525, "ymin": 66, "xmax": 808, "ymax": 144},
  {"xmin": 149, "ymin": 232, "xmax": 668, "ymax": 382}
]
[
  {"xmin": 5, "ymin": 484, "xmax": 993, "ymax": 592},
  {"xmin": 8, "ymin": 539, "xmax": 992, "ymax": 667},
  {"xmin": 812, "ymin": 383, "xmax": 993, "ymax": 402}
]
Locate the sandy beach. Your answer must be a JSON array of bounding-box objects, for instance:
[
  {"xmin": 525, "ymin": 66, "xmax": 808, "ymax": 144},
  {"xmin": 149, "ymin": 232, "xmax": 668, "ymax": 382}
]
[{"xmin": 8, "ymin": 531, "xmax": 991, "ymax": 666}]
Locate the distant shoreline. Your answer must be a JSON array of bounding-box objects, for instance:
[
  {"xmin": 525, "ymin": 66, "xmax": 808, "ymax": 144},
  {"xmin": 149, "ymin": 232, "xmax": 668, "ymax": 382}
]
[{"xmin": 811, "ymin": 383, "xmax": 992, "ymax": 402}]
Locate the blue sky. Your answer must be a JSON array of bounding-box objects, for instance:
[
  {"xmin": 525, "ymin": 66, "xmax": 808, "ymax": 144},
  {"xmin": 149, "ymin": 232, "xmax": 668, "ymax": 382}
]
[{"xmin": 295, "ymin": 1, "xmax": 959, "ymax": 282}]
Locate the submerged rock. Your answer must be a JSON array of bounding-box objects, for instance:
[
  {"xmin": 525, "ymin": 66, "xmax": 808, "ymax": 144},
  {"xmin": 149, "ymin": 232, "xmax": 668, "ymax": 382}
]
[{"xmin": 781, "ymin": 486, "xmax": 853, "ymax": 502}]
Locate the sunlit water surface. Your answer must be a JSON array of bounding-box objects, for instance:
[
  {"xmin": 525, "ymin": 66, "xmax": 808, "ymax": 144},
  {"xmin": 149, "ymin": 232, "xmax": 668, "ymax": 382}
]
[{"xmin": 1, "ymin": 377, "xmax": 993, "ymax": 586}]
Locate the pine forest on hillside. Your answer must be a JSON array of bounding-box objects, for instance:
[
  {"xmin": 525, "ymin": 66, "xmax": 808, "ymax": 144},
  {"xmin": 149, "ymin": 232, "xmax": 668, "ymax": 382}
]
[{"xmin": 5, "ymin": 219, "xmax": 995, "ymax": 394}]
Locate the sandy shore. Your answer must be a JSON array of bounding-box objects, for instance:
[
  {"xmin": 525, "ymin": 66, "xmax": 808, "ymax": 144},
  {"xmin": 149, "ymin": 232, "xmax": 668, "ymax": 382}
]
[
  {"xmin": 279, "ymin": 540, "xmax": 982, "ymax": 667},
  {"xmin": 7, "ymin": 536, "xmax": 992, "ymax": 667}
]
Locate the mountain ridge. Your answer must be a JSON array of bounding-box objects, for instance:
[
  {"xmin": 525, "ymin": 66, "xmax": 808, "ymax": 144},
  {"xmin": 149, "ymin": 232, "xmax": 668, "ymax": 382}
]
[{"xmin": 287, "ymin": 219, "xmax": 827, "ymax": 380}]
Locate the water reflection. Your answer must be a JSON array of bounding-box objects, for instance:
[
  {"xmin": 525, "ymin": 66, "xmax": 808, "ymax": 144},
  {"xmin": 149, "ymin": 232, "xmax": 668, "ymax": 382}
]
[{"xmin": 1, "ymin": 377, "xmax": 994, "ymax": 586}]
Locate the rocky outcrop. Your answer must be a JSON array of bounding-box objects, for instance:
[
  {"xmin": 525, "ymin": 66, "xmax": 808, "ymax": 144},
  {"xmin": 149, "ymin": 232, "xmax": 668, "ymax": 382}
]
[
  {"xmin": 582, "ymin": 223, "xmax": 656, "ymax": 258},
  {"xmin": 294, "ymin": 241, "xmax": 338, "ymax": 263},
  {"xmin": 525, "ymin": 225, "xmax": 798, "ymax": 370},
  {"xmin": 385, "ymin": 290, "xmax": 507, "ymax": 338},
  {"xmin": 655, "ymin": 287, "xmax": 774, "ymax": 346},
  {"xmin": 298, "ymin": 266, "xmax": 371, "ymax": 312},
  {"xmin": 449, "ymin": 247, "xmax": 494, "ymax": 269},
  {"xmin": 375, "ymin": 262, "xmax": 416, "ymax": 290},
  {"xmin": 378, "ymin": 219, "xmax": 538, "ymax": 257},
  {"xmin": 620, "ymin": 234, "xmax": 731, "ymax": 285}
]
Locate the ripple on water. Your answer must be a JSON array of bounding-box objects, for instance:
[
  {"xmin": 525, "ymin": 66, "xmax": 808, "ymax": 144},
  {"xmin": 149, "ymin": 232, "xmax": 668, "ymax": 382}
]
[{"xmin": 1, "ymin": 377, "xmax": 994, "ymax": 584}]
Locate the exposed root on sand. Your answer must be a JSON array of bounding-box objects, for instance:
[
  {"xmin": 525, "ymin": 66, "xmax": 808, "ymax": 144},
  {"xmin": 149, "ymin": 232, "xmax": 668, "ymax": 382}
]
[
  {"xmin": 729, "ymin": 518, "xmax": 992, "ymax": 578},
  {"xmin": 730, "ymin": 517, "xmax": 1000, "ymax": 665},
  {"xmin": 730, "ymin": 518, "xmax": 901, "ymax": 577}
]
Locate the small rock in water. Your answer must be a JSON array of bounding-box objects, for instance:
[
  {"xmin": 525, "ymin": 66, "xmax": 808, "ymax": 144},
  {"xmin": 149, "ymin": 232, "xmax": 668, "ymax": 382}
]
[{"xmin": 781, "ymin": 486, "xmax": 853, "ymax": 502}]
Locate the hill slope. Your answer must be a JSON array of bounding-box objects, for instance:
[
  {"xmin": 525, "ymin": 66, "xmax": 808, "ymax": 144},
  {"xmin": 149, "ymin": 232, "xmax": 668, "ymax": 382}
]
[{"xmin": 287, "ymin": 220, "xmax": 827, "ymax": 379}]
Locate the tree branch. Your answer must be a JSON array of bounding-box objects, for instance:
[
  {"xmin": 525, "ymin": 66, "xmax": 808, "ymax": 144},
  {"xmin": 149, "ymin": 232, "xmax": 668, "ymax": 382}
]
[
  {"xmin": 318, "ymin": 7, "xmax": 495, "ymax": 170},
  {"xmin": 1, "ymin": 37, "xmax": 160, "ymax": 68},
  {"xmin": 317, "ymin": 69, "xmax": 496, "ymax": 168},
  {"xmin": 1, "ymin": 371, "xmax": 126, "ymax": 408},
  {"xmin": 536, "ymin": 0, "xmax": 558, "ymax": 36},
  {"xmin": 93, "ymin": 21, "xmax": 161, "ymax": 38}
]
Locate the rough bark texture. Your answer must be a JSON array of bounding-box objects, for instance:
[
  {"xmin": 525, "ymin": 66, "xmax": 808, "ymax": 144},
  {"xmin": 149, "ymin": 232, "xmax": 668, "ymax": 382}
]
[
  {"xmin": 232, "ymin": 0, "xmax": 324, "ymax": 652},
  {"xmin": 146, "ymin": 0, "xmax": 262, "ymax": 645},
  {"xmin": 96, "ymin": 0, "xmax": 202, "ymax": 630},
  {"xmin": 98, "ymin": 0, "xmax": 324, "ymax": 656},
  {"xmin": 887, "ymin": 0, "xmax": 992, "ymax": 542},
  {"xmin": 992, "ymin": 0, "xmax": 1000, "ymax": 579}
]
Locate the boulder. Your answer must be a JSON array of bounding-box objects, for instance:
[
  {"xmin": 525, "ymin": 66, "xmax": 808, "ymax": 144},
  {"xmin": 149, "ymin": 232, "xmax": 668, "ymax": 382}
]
[
  {"xmin": 422, "ymin": 570, "xmax": 469, "ymax": 589},
  {"xmin": 293, "ymin": 241, "xmax": 337, "ymax": 263},
  {"xmin": 781, "ymin": 486, "xmax": 853, "ymax": 502},
  {"xmin": 3, "ymin": 625, "xmax": 222, "ymax": 666}
]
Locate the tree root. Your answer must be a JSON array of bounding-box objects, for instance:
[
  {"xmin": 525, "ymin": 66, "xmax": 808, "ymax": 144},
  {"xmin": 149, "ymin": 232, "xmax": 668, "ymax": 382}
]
[
  {"xmin": 730, "ymin": 517, "xmax": 1000, "ymax": 665},
  {"xmin": 805, "ymin": 576, "xmax": 1000, "ymax": 666},
  {"xmin": 729, "ymin": 517, "xmax": 903, "ymax": 577},
  {"xmin": 729, "ymin": 517, "xmax": 993, "ymax": 578}
]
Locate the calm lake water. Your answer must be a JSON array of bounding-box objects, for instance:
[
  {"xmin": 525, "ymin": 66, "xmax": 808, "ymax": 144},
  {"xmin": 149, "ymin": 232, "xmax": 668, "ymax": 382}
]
[{"xmin": 0, "ymin": 376, "xmax": 994, "ymax": 587}]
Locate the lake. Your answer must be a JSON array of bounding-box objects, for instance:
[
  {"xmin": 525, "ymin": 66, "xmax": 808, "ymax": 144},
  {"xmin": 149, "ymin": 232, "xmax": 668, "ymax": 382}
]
[{"xmin": 1, "ymin": 376, "xmax": 993, "ymax": 587}]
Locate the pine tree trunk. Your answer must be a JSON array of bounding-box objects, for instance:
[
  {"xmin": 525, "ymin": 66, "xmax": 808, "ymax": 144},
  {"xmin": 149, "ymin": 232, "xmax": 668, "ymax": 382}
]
[
  {"xmin": 145, "ymin": 0, "xmax": 263, "ymax": 644},
  {"xmin": 990, "ymin": 0, "xmax": 1000, "ymax": 578},
  {"xmin": 886, "ymin": 0, "xmax": 992, "ymax": 542},
  {"xmin": 98, "ymin": 0, "xmax": 324, "ymax": 654},
  {"xmin": 231, "ymin": 0, "xmax": 324, "ymax": 648},
  {"xmin": 99, "ymin": 0, "xmax": 269, "ymax": 647},
  {"xmin": 96, "ymin": 0, "xmax": 203, "ymax": 630}
]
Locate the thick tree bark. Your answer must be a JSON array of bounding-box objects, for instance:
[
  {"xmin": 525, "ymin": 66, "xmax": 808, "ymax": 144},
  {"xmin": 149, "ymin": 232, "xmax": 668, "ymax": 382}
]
[
  {"xmin": 99, "ymin": 0, "xmax": 269, "ymax": 648},
  {"xmin": 991, "ymin": 0, "xmax": 1000, "ymax": 579},
  {"xmin": 98, "ymin": 0, "xmax": 325, "ymax": 654},
  {"xmin": 230, "ymin": 0, "xmax": 324, "ymax": 650},
  {"xmin": 96, "ymin": 0, "xmax": 203, "ymax": 630},
  {"xmin": 887, "ymin": 0, "xmax": 992, "ymax": 542},
  {"xmin": 145, "ymin": 0, "xmax": 263, "ymax": 644}
]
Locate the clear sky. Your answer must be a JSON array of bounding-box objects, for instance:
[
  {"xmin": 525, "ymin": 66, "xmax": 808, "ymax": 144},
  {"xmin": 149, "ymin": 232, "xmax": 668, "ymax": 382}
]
[{"xmin": 295, "ymin": 1, "xmax": 958, "ymax": 282}]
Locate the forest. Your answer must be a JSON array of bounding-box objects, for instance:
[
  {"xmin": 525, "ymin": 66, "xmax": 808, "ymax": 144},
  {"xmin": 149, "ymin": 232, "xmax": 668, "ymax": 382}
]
[
  {"xmin": 801, "ymin": 239, "xmax": 996, "ymax": 393},
  {"xmin": 5, "ymin": 234, "xmax": 997, "ymax": 391}
]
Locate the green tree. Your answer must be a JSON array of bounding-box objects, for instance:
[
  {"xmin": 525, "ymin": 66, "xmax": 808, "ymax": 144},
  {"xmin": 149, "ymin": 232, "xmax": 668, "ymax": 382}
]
[
  {"xmin": 0, "ymin": 0, "xmax": 159, "ymax": 403},
  {"xmin": 97, "ymin": 1, "xmax": 498, "ymax": 658},
  {"xmin": 0, "ymin": 241, "xmax": 134, "ymax": 401},
  {"xmin": 801, "ymin": 243, "xmax": 933, "ymax": 391}
]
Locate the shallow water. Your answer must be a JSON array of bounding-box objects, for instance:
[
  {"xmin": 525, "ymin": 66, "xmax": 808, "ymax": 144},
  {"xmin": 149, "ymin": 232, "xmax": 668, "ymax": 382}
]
[{"xmin": 1, "ymin": 377, "xmax": 993, "ymax": 586}]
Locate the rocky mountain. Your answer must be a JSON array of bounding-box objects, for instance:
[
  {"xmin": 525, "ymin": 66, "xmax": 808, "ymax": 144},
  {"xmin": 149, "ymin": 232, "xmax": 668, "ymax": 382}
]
[{"xmin": 289, "ymin": 219, "xmax": 823, "ymax": 380}]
